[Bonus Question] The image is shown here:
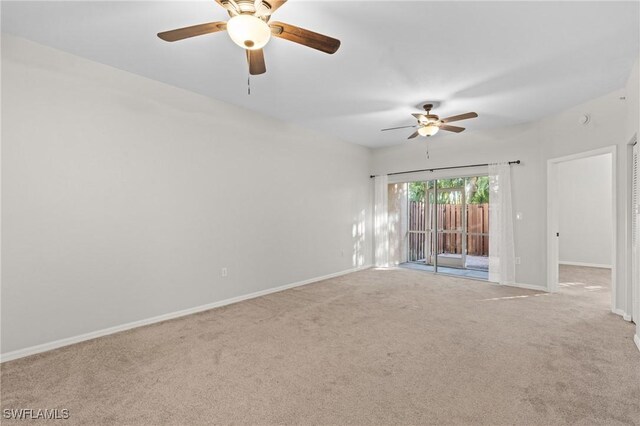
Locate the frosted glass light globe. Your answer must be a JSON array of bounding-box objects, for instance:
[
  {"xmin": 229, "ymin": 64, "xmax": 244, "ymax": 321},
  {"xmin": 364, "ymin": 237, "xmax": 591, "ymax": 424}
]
[
  {"xmin": 227, "ymin": 15, "xmax": 271, "ymax": 50},
  {"xmin": 418, "ymin": 124, "xmax": 439, "ymax": 137}
]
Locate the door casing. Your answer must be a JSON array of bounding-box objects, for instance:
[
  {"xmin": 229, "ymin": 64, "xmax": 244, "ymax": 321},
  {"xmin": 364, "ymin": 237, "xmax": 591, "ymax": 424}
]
[{"xmin": 546, "ymin": 146, "xmax": 617, "ymax": 315}]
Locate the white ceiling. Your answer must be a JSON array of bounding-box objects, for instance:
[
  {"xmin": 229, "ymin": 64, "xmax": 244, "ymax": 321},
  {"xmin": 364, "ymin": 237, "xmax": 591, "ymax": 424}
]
[{"xmin": 2, "ymin": 1, "xmax": 639, "ymax": 148}]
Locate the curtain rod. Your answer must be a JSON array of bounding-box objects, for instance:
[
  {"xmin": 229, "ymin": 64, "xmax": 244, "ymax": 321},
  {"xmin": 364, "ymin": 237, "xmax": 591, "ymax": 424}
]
[{"xmin": 369, "ymin": 160, "xmax": 521, "ymax": 179}]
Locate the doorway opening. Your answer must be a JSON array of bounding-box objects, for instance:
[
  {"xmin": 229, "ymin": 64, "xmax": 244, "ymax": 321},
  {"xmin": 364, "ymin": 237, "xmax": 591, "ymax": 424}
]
[
  {"xmin": 547, "ymin": 147, "xmax": 616, "ymax": 312},
  {"xmin": 402, "ymin": 176, "xmax": 489, "ymax": 280}
]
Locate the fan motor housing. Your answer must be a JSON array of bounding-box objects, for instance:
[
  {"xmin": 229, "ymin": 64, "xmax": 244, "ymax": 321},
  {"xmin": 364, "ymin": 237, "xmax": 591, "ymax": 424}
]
[
  {"xmin": 231, "ymin": 0, "xmax": 272, "ymax": 15},
  {"xmin": 419, "ymin": 114, "xmax": 439, "ymax": 124},
  {"xmin": 236, "ymin": 0, "xmax": 257, "ymax": 12}
]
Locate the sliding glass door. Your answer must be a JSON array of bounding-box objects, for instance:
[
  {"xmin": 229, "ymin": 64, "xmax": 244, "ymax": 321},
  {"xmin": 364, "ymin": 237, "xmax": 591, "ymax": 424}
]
[
  {"xmin": 435, "ymin": 186, "xmax": 465, "ymax": 269},
  {"xmin": 407, "ymin": 182, "xmax": 433, "ymax": 267},
  {"xmin": 406, "ymin": 176, "xmax": 489, "ymax": 279}
]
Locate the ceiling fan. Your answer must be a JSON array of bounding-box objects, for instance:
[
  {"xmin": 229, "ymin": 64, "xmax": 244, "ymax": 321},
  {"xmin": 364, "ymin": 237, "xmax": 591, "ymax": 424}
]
[
  {"xmin": 157, "ymin": 0, "xmax": 341, "ymax": 75},
  {"xmin": 381, "ymin": 104, "xmax": 478, "ymax": 139}
]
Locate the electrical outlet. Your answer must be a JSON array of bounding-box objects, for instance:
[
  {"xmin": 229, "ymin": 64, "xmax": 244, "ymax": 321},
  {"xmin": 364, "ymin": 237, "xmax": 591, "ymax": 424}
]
[
  {"xmin": 515, "ymin": 257, "xmax": 521, "ymax": 265},
  {"xmin": 221, "ymin": 267, "xmax": 228, "ymax": 277}
]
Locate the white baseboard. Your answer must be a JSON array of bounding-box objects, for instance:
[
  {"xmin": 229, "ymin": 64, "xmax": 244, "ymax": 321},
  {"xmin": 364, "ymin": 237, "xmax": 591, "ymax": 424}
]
[
  {"xmin": 0, "ymin": 265, "xmax": 372, "ymax": 363},
  {"xmin": 559, "ymin": 261, "xmax": 612, "ymax": 269},
  {"xmin": 507, "ymin": 282, "xmax": 548, "ymax": 292},
  {"xmin": 612, "ymin": 308, "xmax": 632, "ymax": 321},
  {"xmin": 483, "ymin": 280, "xmax": 547, "ymax": 292},
  {"xmin": 635, "ymin": 334, "xmax": 640, "ymax": 353}
]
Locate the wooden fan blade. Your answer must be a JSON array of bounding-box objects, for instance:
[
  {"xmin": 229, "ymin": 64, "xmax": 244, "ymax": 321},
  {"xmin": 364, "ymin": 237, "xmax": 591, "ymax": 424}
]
[
  {"xmin": 440, "ymin": 124, "xmax": 465, "ymax": 133},
  {"xmin": 381, "ymin": 125, "xmax": 417, "ymax": 132},
  {"xmin": 441, "ymin": 112, "xmax": 478, "ymax": 123},
  {"xmin": 269, "ymin": 21, "xmax": 340, "ymax": 54},
  {"xmin": 158, "ymin": 22, "xmax": 227, "ymax": 42},
  {"xmin": 408, "ymin": 131, "xmax": 420, "ymax": 139},
  {"xmin": 246, "ymin": 49, "xmax": 266, "ymax": 75}
]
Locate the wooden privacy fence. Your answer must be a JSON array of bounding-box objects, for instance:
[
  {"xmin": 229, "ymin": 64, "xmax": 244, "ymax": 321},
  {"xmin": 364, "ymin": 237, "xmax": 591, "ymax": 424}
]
[{"xmin": 408, "ymin": 201, "xmax": 489, "ymax": 257}]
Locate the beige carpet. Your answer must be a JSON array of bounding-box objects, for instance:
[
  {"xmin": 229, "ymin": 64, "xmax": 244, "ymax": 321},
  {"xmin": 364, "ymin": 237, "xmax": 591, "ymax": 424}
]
[{"xmin": 1, "ymin": 266, "xmax": 638, "ymax": 425}]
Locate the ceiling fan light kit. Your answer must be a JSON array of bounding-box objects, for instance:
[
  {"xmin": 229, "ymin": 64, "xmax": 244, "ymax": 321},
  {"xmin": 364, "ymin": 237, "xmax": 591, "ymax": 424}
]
[
  {"xmin": 418, "ymin": 124, "xmax": 439, "ymax": 137},
  {"xmin": 227, "ymin": 14, "xmax": 271, "ymax": 50},
  {"xmin": 157, "ymin": 0, "xmax": 341, "ymax": 76}
]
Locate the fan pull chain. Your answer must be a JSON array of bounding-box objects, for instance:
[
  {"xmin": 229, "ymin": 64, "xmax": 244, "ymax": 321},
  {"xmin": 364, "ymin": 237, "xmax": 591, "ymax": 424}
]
[
  {"xmin": 426, "ymin": 144, "xmax": 430, "ymax": 160},
  {"xmin": 247, "ymin": 52, "xmax": 251, "ymax": 95}
]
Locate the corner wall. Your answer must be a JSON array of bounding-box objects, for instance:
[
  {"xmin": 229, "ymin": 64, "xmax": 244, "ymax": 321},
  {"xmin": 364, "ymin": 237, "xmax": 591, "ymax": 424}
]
[{"xmin": 1, "ymin": 35, "xmax": 373, "ymax": 356}]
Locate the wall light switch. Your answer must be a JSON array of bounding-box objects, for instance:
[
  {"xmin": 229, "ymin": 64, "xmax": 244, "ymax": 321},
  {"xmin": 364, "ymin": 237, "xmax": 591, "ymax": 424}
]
[
  {"xmin": 515, "ymin": 257, "xmax": 521, "ymax": 265},
  {"xmin": 516, "ymin": 212, "xmax": 523, "ymax": 220},
  {"xmin": 221, "ymin": 267, "xmax": 228, "ymax": 277}
]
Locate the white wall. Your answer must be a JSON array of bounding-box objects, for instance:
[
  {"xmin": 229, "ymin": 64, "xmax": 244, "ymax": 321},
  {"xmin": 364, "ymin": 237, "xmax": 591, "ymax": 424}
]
[
  {"xmin": 373, "ymin": 83, "xmax": 633, "ymax": 317},
  {"xmin": 626, "ymin": 59, "xmax": 639, "ymax": 144},
  {"xmin": 0, "ymin": 35, "xmax": 373, "ymax": 355},
  {"xmin": 557, "ymin": 154, "xmax": 612, "ymax": 267}
]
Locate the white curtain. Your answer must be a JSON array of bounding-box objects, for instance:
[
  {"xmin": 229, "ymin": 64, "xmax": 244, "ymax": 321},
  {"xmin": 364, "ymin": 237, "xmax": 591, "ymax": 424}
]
[
  {"xmin": 374, "ymin": 175, "xmax": 389, "ymax": 267},
  {"xmin": 488, "ymin": 163, "xmax": 516, "ymax": 285},
  {"xmin": 387, "ymin": 183, "xmax": 408, "ymax": 266}
]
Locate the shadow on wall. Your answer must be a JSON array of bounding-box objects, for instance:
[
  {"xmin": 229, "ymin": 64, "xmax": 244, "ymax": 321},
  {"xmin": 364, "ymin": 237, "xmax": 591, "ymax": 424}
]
[{"xmin": 352, "ymin": 209, "xmax": 367, "ymax": 267}]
